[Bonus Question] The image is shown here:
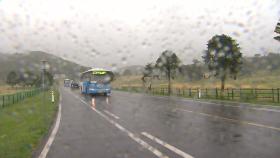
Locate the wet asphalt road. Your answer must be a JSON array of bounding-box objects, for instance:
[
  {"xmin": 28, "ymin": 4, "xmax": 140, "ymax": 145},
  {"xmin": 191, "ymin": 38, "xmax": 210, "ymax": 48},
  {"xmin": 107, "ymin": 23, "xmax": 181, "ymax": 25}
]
[{"xmin": 47, "ymin": 87, "xmax": 280, "ymax": 158}]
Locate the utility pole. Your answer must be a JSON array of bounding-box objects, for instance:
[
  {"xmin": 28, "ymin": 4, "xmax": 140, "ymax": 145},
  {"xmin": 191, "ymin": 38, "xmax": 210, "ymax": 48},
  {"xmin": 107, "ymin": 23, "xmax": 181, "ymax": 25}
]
[{"xmin": 41, "ymin": 60, "xmax": 48, "ymax": 124}]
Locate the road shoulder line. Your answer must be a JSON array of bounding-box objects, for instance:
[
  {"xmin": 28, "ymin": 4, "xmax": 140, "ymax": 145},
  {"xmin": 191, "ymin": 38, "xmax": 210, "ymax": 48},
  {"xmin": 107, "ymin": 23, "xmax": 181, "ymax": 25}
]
[{"xmin": 38, "ymin": 93, "xmax": 62, "ymax": 158}]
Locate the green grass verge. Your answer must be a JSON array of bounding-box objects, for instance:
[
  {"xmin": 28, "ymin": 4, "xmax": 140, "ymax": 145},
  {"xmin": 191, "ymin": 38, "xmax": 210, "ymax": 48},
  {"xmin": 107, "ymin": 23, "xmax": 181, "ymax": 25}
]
[{"xmin": 0, "ymin": 88, "xmax": 59, "ymax": 158}]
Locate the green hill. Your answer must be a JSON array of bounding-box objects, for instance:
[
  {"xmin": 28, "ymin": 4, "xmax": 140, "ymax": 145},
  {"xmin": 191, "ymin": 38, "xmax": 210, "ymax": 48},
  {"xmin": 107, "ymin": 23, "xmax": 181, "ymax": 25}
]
[{"xmin": 0, "ymin": 51, "xmax": 89, "ymax": 84}]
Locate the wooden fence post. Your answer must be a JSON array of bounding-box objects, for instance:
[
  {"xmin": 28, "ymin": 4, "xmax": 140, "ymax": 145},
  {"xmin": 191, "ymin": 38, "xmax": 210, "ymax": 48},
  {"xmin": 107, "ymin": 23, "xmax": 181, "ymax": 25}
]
[
  {"xmin": 227, "ymin": 88, "xmax": 229, "ymax": 99},
  {"xmin": 255, "ymin": 88, "xmax": 258, "ymax": 100},
  {"xmin": 2, "ymin": 96, "xmax": 4, "ymax": 108},
  {"xmin": 272, "ymin": 88, "xmax": 275, "ymax": 102},
  {"xmin": 277, "ymin": 88, "xmax": 280, "ymax": 103},
  {"xmin": 8, "ymin": 95, "xmax": 10, "ymax": 105},
  {"xmin": 240, "ymin": 88, "xmax": 242, "ymax": 101}
]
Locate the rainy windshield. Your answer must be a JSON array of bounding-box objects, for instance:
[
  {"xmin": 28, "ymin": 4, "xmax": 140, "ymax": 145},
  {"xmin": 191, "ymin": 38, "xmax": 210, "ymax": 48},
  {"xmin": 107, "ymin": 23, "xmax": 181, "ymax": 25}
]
[{"xmin": 0, "ymin": 0, "xmax": 280, "ymax": 158}]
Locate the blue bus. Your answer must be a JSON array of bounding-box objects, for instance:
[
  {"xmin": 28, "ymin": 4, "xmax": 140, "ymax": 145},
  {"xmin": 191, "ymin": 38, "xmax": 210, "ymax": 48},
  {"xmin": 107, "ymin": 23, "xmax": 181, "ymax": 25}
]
[{"xmin": 80, "ymin": 68, "xmax": 114, "ymax": 96}]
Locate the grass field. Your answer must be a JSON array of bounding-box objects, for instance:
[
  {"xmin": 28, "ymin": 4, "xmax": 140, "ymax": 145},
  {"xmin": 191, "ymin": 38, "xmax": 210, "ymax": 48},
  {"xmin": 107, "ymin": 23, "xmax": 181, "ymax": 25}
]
[
  {"xmin": 0, "ymin": 86, "xmax": 32, "ymax": 95},
  {"xmin": 0, "ymin": 88, "xmax": 59, "ymax": 158},
  {"xmin": 112, "ymin": 71, "xmax": 280, "ymax": 89}
]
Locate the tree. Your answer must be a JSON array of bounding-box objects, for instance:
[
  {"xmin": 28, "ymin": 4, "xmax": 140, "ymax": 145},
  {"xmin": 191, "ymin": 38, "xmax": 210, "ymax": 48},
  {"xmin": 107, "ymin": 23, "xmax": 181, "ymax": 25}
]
[
  {"xmin": 142, "ymin": 63, "xmax": 153, "ymax": 78},
  {"xmin": 6, "ymin": 71, "xmax": 19, "ymax": 87},
  {"xmin": 45, "ymin": 71, "xmax": 54, "ymax": 87},
  {"xmin": 34, "ymin": 71, "xmax": 54, "ymax": 88},
  {"xmin": 202, "ymin": 34, "xmax": 242, "ymax": 91},
  {"xmin": 274, "ymin": 20, "xmax": 280, "ymax": 42},
  {"xmin": 20, "ymin": 71, "xmax": 38, "ymax": 87},
  {"xmin": 155, "ymin": 50, "xmax": 180, "ymax": 95},
  {"xmin": 142, "ymin": 63, "xmax": 154, "ymax": 90},
  {"xmin": 266, "ymin": 53, "xmax": 280, "ymax": 71}
]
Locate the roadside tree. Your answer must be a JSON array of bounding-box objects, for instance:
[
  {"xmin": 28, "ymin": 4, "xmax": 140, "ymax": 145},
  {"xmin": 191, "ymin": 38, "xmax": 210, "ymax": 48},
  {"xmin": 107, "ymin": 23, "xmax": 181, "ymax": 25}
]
[
  {"xmin": 202, "ymin": 34, "xmax": 242, "ymax": 91},
  {"xmin": 155, "ymin": 50, "xmax": 180, "ymax": 95},
  {"xmin": 6, "ymin": 71, "xmax": 19, "ymax": 87}
]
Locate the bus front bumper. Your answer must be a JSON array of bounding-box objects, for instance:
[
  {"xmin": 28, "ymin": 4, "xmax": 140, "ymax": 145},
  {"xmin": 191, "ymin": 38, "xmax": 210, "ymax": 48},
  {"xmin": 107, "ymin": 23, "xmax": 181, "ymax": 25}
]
[{"xmin": 88, "ymin": 88, "xmax": 111, "ymax": 94}]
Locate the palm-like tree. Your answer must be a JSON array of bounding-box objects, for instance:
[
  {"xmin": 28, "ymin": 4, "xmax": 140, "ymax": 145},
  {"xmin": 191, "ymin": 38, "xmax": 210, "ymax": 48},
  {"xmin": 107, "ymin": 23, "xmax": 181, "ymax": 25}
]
[{"xmin": 203, "ymin": 34, "xmax": 242, "ymax": 91}]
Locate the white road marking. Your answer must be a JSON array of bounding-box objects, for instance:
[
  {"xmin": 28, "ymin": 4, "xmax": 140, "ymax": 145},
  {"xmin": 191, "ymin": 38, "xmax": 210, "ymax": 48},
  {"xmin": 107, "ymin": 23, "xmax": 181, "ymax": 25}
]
[
  {"xmin": 70, "ymin": 92, "xmax": 169, "ymax": 158},
  {"xmin": 89, "ymin": 106, "xmax": 169, "ymax": 158},
  {"xmin": 38, "ymin": 94, "xmax": 62, "ymax": 158},
  {"xmin": 80, "ymin": 99, "xmax": 88, "ymax": 105},
  {"xmin": 147, "ymin": 94, "xmax": 280, "ymax": 113},
  {"xmin": 177, "ymin": 108, "xmax": 280, "ymax": 131},
  {"xmin": 106, "ymin": 97, "xmax": 110, "ymax": 104},
  {"xmin": 92, "ymin": 97, "xmax": 96, "ymax": 107},
  {"xmin": 142, "ymin": 132, "xmax": 194, "ymax": 158},
  {"xmin": 104, "ymin": 110, "xmax": 120, "ymax": 119},
  {"xmin": 251, "ymin": 107, "xmax": 280, "ymax": 113},
  {"xmin": 182, "ymin": 99, "xmax": 280, "ymax": 113}
]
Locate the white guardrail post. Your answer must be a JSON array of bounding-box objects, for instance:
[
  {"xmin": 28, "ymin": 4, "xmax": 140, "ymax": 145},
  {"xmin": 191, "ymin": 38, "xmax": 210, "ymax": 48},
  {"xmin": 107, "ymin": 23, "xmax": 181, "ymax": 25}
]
[{"xmin": 51, "ymin": 90, "xmax": 55, "ymax": 103}]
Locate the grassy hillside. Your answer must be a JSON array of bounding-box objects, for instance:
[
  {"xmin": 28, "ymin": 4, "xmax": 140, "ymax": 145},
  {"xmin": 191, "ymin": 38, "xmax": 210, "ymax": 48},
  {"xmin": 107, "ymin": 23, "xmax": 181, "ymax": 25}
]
[{"xmin": 0, "ymin": 51, "xmax": 89, "ymax": 83}]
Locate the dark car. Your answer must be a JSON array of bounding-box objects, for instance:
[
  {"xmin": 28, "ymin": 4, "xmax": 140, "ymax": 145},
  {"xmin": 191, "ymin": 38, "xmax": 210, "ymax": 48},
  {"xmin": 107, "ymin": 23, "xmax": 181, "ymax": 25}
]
[{"xmin": 71, "ymin": 81, "xmax": 80, "ymax": 89}]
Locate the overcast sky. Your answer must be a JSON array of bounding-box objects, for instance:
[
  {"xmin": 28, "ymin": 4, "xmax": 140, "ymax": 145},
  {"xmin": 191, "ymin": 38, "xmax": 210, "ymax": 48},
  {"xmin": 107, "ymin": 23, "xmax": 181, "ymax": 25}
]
[{"xmin": 0, "ymin": 0, "xmax": 279, "ymax": 69}]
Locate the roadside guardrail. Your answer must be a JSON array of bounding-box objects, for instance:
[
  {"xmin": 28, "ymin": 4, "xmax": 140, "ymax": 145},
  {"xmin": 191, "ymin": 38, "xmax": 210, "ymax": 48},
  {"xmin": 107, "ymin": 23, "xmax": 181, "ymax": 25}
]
[
  {"xmin": 0, "ymin": 88, "xmax": 42, "ymax": 108},
  {"xmin": 115, "ymin": 87, "xmax": 280, "ymax": 104}
]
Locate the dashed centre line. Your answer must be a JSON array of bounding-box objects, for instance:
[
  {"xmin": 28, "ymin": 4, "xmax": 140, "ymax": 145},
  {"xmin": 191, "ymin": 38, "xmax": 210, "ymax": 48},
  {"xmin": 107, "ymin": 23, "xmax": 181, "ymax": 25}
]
[
  {"xmin": 104, "ymin": 110, "xmax": 120, "ymax": 119},
  {"xmin": 142, "ymin": 132, "xmax": 194, "ymax": 158},
  {"xmin": 69, "ymin": 92, "xmax": 169, "ymax": 158}
]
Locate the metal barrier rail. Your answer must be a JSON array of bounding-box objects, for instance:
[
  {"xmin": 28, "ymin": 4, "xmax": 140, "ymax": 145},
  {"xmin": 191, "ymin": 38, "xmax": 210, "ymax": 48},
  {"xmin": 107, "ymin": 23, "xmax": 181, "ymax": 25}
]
[
  {"xmin": 0, "ymin": 88, "xmax": 42, "ymax": 108},
  {"xmin": 115, "ymin": 87, "xmax": 280, "ymax": 103}
]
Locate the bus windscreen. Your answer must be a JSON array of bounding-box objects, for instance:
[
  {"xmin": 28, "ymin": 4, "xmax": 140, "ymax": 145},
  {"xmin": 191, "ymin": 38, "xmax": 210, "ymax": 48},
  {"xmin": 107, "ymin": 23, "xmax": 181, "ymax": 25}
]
[{"xmin": 91, "ymin": 71, "xmax": 113, "ymax": 83}]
